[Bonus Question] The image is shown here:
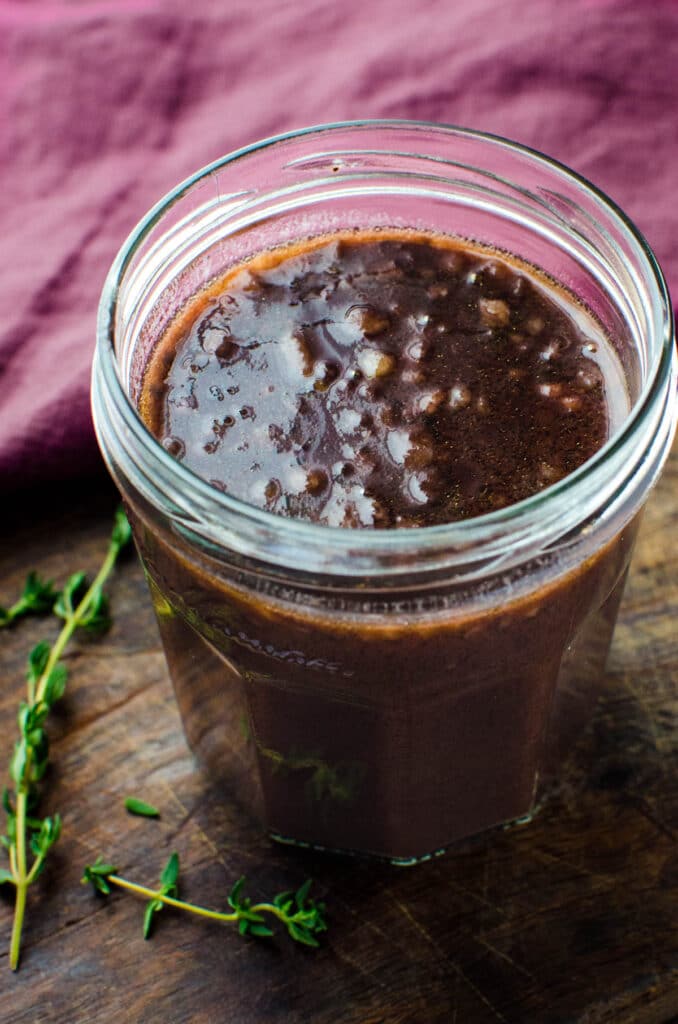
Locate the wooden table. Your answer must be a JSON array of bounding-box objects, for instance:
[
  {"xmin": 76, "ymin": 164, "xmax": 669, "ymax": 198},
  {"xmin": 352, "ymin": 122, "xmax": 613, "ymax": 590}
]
[{"xmin": 1, "ymin": 451, "xmax": 677, "ymax": 1024}]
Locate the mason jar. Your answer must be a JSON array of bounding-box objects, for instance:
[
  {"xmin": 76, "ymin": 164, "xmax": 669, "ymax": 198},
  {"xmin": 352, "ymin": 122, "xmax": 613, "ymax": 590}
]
[{"xmin": 92, "ymin": 121, "xmax": 676, "ymax": 864}]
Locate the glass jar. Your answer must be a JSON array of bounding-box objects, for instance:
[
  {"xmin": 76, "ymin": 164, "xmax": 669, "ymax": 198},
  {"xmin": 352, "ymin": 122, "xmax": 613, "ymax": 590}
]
[{"xmin": 92, "ymin": 121, "xmax": 676, "ymax": 864}]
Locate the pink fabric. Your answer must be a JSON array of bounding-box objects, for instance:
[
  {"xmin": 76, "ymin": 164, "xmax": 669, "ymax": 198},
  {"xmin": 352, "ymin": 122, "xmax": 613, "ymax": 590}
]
[{"xmin": 1, "ymin": 0, "xmax": 676, "ymax": 490}]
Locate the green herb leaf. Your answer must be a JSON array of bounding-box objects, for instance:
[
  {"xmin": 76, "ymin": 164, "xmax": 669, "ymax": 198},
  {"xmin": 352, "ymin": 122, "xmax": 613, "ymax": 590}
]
[
  {"xmin": 2, "ymin": 787, "xmax": 14, "ymax": 816},
  {"xmin": 239, "ymin": 909, "xmax": 266, "ymax": 924},
  {"xmin": 85, "ymin": 857, "xmax": 118, "ymax": 877},
  {"xmin": 295, "ymin": 878, "xmax": 312, "ymax": 908},
  {"xmin": 111, "ymin": 506, "xmax": 133, "ymax": 552},
  {"xmin": 28, "ymin": 815, "xmax": 61, "ymax": 860},
  {"xmin": 28, "ymin": 730, "xmax": 49, "ymax": 783},
  {"xmin": 91, "ymin": 874, "xmax": 111, "ymax": 895},
  {"xmin": 287, "ymin": 921, "xmax": 319, "ymax": 947},
  {"xmin": 19, "ymin": 702, "xmax": 49, "ymax": 737},
  {"xmin": 273, "ymin": 890, "xmax": 292, "ymax": 910},
  {"xmin": 27, "ymin": 643, "xmax": 51, "ymax": 684},
  {"xmin": 0, "ymin": 573, "xmax": 60, "ymax": 629},
  {"xmin": 10, "ymin": 739, "xmax": 28, "ymax": 788},
  {"xmin": 0, "ymin": 868, "xmax": 15, "ymax": 886},
  {"xmin": 42, "ymin": 664, "xmax": 68, "ymax": 707},
  {"xmin": 160, "ymin": 851, "xmax": 179, "ymax": 891},
  {"xmin": 228, "ymin": 876, "xmax": 246, "ymax": 910},
  {"xmin": 77, "ymin": 586, "xmax": 111, "ymax": 635},
  {"xmin": 53, "ymin": 572, "xmax": 88, "ymax": 621},
  {"xmin": 82, "ymin": 859, "xmax": 118, "ymax": 896},
  {"xmin": 143, "ymin": 898, "xmax": 163, "ymax": 939},
  {"xmin": 140, "ymin": 853, "xmax": 179, "ymax": 940},
  {"xmin": 21, "ymin": 573, "xmax": 60, "ymax": 615},
  {"xmin": 124, "ymin": 797, "xmax": 160, "ymax": 819}
]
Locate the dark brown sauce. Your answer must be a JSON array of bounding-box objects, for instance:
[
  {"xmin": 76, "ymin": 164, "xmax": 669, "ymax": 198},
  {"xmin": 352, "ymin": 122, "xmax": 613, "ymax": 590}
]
[
  {"xmin": 140, "ymin": 231, "xmax": 620, "ymax": 526},
  {"xmin": 132, "ymin": 231, "xmax": 637, "ymax": 859}
]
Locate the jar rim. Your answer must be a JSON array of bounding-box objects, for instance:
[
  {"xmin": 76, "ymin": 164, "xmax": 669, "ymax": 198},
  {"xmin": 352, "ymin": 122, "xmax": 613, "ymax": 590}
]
[{"xmin": 93, "ymin": 119, "xmax": 676, "ymax": 575}]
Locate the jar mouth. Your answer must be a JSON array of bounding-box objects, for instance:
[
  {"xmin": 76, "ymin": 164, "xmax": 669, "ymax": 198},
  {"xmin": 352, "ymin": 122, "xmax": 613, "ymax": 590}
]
[{"xmin": 93, "ymin": 119, "xmax": 676, "ymax": 577}]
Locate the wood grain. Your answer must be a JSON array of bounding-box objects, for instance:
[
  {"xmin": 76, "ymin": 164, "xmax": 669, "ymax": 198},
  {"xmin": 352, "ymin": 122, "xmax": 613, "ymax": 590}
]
[{"xmin": 0, "ymin": 453, "xmax": 676, "ymax": 1024}]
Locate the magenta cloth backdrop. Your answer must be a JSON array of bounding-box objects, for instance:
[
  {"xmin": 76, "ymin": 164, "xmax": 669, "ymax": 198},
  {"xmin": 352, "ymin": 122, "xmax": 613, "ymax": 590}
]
[{"xmin": 1, "ymin": 0, "xmax": 676, "ymax": 490}]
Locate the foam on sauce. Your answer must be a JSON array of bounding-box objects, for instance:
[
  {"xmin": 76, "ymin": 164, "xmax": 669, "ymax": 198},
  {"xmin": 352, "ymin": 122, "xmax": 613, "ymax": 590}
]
[{"xmin": 140, "ymin": 230, "xmax": 629, "ymax": 527}]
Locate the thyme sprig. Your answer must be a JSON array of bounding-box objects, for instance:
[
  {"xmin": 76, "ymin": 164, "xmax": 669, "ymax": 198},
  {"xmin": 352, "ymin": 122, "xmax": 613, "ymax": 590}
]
[
  {"xmin": 83, "ymin": 854, "xmax": 327, "ymax": 947},
  {"xmin": 1, "ymin": 507, "xmax": 132, "ymax": 970}
]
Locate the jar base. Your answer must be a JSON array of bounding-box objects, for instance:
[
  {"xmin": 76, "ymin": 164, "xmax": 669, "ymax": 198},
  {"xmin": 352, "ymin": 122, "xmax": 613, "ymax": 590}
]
[{"xmin": 268, "ymin": 801, "xmax": 545, "ymax": 866}]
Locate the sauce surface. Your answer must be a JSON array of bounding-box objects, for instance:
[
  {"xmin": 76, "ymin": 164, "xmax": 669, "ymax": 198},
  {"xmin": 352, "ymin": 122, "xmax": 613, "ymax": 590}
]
[{"xmin": 140, "ymin": 232, "xmax": 621, "ymax": 526}]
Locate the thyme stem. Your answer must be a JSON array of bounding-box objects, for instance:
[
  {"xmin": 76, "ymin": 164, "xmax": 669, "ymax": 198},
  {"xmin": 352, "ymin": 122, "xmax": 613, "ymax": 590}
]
[
  {"xmin": 3, "ymin": 508, "xmax": 131, "ymax": 970},
  {"xmin": 105, "ymin": 874, "xmax": 295, "ymax": 927}
]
